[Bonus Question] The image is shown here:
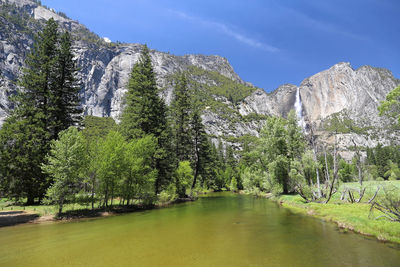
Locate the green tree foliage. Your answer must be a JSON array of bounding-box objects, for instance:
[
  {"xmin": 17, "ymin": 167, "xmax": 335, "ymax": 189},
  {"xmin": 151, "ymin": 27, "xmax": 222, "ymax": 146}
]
[
  {"xmin": 338, "ymin": 159, "xmax": 354, "ymax": 182},
  {"xmin": 255, "ymin": 110, "xmax": 305, "ymax": 193},
  {"xmin": 366, "ymin": 144, "xmax": 400, "ymax": 180},
  {"xmin": 301, "ymin": 150, "xmax": 320, "ymax": 185},
  {"xmin": 42, "ymin": 127, "xmax": 85, "ymax": 214},
  {"xmin": 78, "ymin": 116, "xmax": 117, "ymax": 209},
  {"xmin": 384, "ymin": 161, "xmax": 400, "ymax": 181},
  {"xmin": 50, "ymin": 31, "xmax": 82, "ymax": 138},
  {"xmin": 120, "ymin": 45, "xmax": 167, "ymax": 139},
  {"xmin": 97, "ymin": 131, "xmax": 126, "ymax": 207},
  {"xmin": 0, "ymin": 19, "xmax": 81, "ymax": 204},
  {"xmin": 378, "ymin": 85, "xmax": 400, "ymax": 125},
  {"xmin": 82, "ymin": 116, "xmax": 117, "ymax": 140},
  {"xmin": 122, "ymin": 136, "xmax": 158, "ymax": 205},
  {"xmin": 120, "ymin": 45, "xmax": 172, "ymax": 193},
  {"xmin": 171, "ymin": 74, "xmax": 193, "ymax": 162},
  {"xmin": 175, "ymin": 161, "xmax": 194, "ymax": 198},
  {"xmin": 230, "ymin": 176, "xmax": 238, "ymax": 192},
  {"xmin": 190, "ymin": 109, "xmax": 218, "ymax": 190},
  {"xmin": 0, "ymin": 115, "xmax": 48, "ymax": 203},
  {"xmin": 289, "ymin": 160, "xmax": 313, "ymax": 201}
]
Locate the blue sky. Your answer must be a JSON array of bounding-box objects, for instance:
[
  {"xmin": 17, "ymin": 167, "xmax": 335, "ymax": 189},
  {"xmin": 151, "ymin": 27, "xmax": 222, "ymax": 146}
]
[{"xmin": 42, "ymin": 0, "xmax": 399, "ymax": 92}]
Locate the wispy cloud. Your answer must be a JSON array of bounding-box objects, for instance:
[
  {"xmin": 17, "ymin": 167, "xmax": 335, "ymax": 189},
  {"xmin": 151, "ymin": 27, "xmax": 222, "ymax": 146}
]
[
  {"xmin": 285, "ymin": 8, "xmax": 367, "ymax": 41},
  {"xmin": 169, "ymin": 9, "xmax": 279, "ymax": 53}
]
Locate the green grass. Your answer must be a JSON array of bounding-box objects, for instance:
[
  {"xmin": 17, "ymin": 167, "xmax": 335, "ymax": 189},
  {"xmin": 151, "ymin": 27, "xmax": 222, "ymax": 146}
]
[
  {"xmin": 277, "ymin": 180, "xmax": 400, "ymax": 244},
  {"xmin": 0, "ymin": 200, "xmax": 97, "ymax": 216}
]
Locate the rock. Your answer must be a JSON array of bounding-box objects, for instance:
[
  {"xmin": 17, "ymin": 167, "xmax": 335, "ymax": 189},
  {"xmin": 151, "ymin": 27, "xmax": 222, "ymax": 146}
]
[{"xmin": 0, "ymin": 0, "xmax": 399, "ymax": 153}]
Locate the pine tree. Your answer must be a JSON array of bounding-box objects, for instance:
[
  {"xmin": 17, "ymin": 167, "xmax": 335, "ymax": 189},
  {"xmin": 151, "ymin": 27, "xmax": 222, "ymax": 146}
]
[
  {"xmin": 0, "ymin": 19, "xmax": 59, "ymax": 204},
  {"xmin": 120, "ymin": 45, "xmax": 173, "ymax": 193},
  {"xmin": 0, "ymin": 19, "xmax": 82, "ymax": 204},
  {"xmin": 191, "ymin": 109, "xmax": 205, "ymax": 189},
  {"xmin": 120, "ymin": 45, "xmax": 166, "ymax": 139},
  {"xmin": 171, "ymin": 74, "xmax": 193, "ymax": 162},
  {"xmin": 0, "ymin": 115, "xmax": 48, "ymax": 203},
  {"xmin": 189, "ymin": 107, "xmax": 219, "ymax": 190},
  {"xmin": 50, "ymin": 31, "xmax": 82, "ymax": 139}
]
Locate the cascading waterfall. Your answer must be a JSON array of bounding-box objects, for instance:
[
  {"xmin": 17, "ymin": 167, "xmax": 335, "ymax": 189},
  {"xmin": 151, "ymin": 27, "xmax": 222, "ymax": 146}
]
[{"xmin": 294, "ymin": 87, "xmax": 306, "ymax": 129}]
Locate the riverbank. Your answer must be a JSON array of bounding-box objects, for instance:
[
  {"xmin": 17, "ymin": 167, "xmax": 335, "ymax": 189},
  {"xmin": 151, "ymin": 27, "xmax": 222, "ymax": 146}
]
[
  {"xmin": 0, "ymin": 197, "xmax": 198, "ymax": 228},
  {"xmin": 275, "ymin": 194, "xmax": 400, "ymax": 244},
  {"xmin": 239, "ymin": 181, "xmax": 400, "ymax": 244}
]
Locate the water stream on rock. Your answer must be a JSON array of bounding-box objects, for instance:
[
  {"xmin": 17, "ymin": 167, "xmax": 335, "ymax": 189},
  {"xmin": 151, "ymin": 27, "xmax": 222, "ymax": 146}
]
[{"xmin": 295, "ymin": 87, "xmax": 306, "ymax": 129}]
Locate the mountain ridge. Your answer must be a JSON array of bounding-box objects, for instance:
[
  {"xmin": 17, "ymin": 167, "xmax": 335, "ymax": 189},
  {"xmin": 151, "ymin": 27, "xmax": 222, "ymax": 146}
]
[{"xmin": 1, "ymin": 0, "xmax": 399, "ymax": 156}]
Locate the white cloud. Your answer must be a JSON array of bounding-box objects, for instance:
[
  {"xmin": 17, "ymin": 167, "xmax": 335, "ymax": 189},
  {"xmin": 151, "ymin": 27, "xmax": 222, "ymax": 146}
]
[
  {"xmin": 169, "ymin": 10, "xmax": 279, "ymax": 53},
  {"xmin": 103, "ymin": 37, "xmax": 112, "ymax": 43}
]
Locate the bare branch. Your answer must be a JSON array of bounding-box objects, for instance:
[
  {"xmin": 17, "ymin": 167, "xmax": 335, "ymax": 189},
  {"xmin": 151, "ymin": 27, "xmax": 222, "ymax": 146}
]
[{"xmin": 368, "ymin": 186, "xmax": 380, "ymax": 204}]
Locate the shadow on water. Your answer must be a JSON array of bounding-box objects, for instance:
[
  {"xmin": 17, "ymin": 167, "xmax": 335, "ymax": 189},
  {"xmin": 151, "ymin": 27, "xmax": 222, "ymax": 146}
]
[{"xmin": 0, "ymin": 212, "xmax": 39, "ymax": 227}]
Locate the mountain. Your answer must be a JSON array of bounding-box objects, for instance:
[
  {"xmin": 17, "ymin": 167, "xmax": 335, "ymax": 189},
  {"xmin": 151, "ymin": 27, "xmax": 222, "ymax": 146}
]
[{"xmin": 1, "ymin": 0, "xmax": 399, "ymax": 156}]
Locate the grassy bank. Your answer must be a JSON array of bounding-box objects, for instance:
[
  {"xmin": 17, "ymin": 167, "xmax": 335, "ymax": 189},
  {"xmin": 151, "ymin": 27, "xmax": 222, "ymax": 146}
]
[{"xmin": 276, "ymin": 181, "xmax": 400, "ymax": 244}]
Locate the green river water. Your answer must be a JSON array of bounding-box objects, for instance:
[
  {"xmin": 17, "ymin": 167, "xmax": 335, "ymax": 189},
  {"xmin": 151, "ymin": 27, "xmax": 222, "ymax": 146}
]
[{"xmin": 0, "ymin": 192, "xmax": 399, "ymax": 266}]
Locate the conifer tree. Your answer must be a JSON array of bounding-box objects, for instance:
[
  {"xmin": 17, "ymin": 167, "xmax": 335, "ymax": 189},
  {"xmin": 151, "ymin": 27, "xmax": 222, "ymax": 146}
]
[
  {"xmin": 0, "ymin": 19, "xmax": 82, "ymax": 204},
  {"xmin": 50, "ymin": 31, "xmax": 82, "ymax": 139},
  {"xmin": 120, "ymin": 45, "xmax": 173, "ymax": 193},
  {"xmin": 171, "ymin": 74, "xmax": 193, "ymax": 162},
  {"xmin": 0, "ymin": 19, "xmax": 59, "ymax": 204},
  {"xmin": 190, "ymin": 108, "xmax": 216, "ymax": 189},
  {"xmin": 120, "ymin": 45, "xmax": 166, "ymax": 139}
]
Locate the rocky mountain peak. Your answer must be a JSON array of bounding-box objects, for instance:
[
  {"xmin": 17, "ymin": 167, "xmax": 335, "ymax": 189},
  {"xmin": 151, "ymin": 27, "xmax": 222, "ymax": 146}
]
[{"xmin": 1, "ymin": 0, "xmax": 399, "ymax": 154}]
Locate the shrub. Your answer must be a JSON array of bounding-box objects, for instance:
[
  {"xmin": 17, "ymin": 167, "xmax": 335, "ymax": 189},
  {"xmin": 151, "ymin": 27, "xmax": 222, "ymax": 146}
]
[
  {"xmin": 175, "ymin": 161, "xmax": 194, "ymax": 198},
  {"xmin": 158, "ymin": 184, "xmax": 178, "ymax": 204},
  {"xmin": 230, "ymin": 177, "xmax": 238, "ymax": 192}
]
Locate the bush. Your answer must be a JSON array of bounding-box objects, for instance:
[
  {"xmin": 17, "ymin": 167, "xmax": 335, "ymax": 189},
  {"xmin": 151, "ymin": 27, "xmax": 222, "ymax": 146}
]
[
  {"xmin": 241, "ymin": 167, "xmax": 281, "ymax": 195},
  {"xmin": 175, "ymin": 161, "xmax": 194, "ymax": 198},
  {"xmin": 230, "ymin": 177, "xmax": 238, "ymax": 192},
  {"xmin": 158, "ymin": 184, "xmax": 178, "ymax": 204},
  {"xmin": 376, "ymin": 177, "xmax": 385, "ymax": 181}
]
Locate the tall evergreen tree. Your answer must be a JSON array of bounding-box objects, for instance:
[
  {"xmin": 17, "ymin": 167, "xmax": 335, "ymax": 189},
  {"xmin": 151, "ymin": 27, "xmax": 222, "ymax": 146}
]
[
  {"xmin": 171, "ymin": 74, "xmax": 193, "ymax": 162},
  {"xmin": 120, "ymin": 45, "xmax": 172, "ymax": 193},
  {"xmin": 120, "ymin": 45, "xmax": 166, "ymax": 139},
  {"xmin": 50, "ymin": 31, "xmax": 82, "ymax": 139},
  {"xmin": 0, "ymin": 19, "xmax": 81, "ymax": 204},
  {"xmin": 190, "ymin": 108, "xmax": 210, "ymax": 189}
]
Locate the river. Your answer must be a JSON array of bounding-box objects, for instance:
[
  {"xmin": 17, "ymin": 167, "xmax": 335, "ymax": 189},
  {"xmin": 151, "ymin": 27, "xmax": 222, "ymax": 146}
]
[{"xmin": 0, "ymin": 192, "xmax": 399, "ymax": 266}]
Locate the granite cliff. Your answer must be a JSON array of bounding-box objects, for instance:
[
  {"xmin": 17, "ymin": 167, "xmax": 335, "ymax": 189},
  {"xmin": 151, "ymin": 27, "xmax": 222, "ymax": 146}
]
[{"xmin": 1, "ymin": 0, "xmax": 399, "ymax": 155}]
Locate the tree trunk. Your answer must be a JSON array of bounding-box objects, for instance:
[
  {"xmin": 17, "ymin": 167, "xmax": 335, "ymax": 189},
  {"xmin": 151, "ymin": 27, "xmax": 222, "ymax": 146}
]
[
  {"xmin": 91, "ymin": 173, "xmax": 95, "ymax": 210},
  {"xmin": 58, "ymin": 196, "xmax": 64, "ymax": 215},
  {"xmin": 323, "ymin": 146, "xmax": 330, "ymax": 184},
  {"xmin": 351, "ymin": 139, "xmax": 363, "ymax": 187},
  {"xmin": 26, "ymin": 195, "xmax": 35, "ymax": 206},
  {"xmin": 311, "ymin": 136, "xmax": 321, "ymax": 198},
  {"xmin": 325, "ymin": 134, "xmax": 339, "ymax": 204}
]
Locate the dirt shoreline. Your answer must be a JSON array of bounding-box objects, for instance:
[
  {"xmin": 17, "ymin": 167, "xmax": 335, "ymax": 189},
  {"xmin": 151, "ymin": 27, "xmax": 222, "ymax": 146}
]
[{"xmin": 0, "ymin": 197, "xmax": 196, "ymax": 228}]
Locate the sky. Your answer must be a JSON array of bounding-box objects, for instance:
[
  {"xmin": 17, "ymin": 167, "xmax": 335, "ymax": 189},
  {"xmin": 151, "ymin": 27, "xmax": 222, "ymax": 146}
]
[{"xmin": 41, "ymin": 0, "xmax": 400, "ymax": 92}]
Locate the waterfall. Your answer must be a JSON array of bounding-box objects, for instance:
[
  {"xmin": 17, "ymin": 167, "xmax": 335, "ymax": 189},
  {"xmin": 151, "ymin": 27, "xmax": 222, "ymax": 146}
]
[{"xmin": 294, "ymin": 87, "xmax": 306, "ymax": 129}]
